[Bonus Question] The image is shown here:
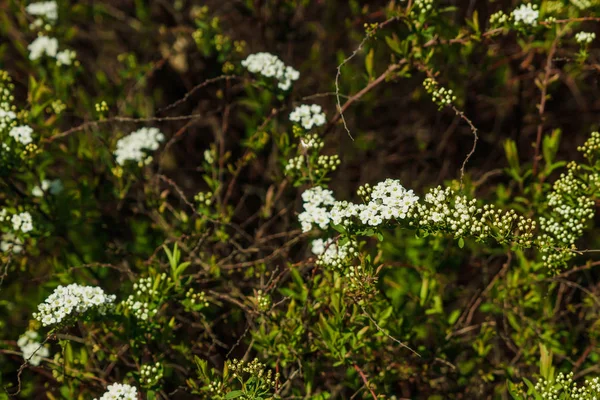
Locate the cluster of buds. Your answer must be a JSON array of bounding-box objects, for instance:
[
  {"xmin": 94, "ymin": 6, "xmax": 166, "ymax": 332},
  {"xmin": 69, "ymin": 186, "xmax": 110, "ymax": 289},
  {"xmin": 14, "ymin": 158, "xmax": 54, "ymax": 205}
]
[
  {"xmin": 423, "ymin": 78, "xmax": 456, "ymax": 109},
  {"xmin": 254, "ymin": 290, "xmax": 271, "ymax": 313},
  {"xmin": 227, "ymin": 358, "xmax": 279, "ymax": 390},
  {"xmin": 140, "ymin": 362, "xmax": 163, "ymax": 387},
  {"xmin": 194, "ymin": 191, "xmax": 213, "ymax": 206}
]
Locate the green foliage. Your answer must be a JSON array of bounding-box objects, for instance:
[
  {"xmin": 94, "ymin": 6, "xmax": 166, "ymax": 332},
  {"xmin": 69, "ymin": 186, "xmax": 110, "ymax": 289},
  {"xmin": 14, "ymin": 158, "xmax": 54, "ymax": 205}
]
[{"xmin": 2, "ymin": 1, "xmax": 600, "ymax": 399}]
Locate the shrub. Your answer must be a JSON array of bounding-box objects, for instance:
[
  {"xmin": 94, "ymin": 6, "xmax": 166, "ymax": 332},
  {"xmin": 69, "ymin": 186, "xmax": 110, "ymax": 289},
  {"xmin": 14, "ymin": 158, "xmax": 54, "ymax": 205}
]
[{"xmin": 1, "ymin": 1, "xmax": 600, "ymax": 399}]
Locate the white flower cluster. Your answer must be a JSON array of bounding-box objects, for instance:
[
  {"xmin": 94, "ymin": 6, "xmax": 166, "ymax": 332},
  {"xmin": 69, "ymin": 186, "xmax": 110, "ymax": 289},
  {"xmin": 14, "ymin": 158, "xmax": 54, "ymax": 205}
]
[
  {"xmin": 26, "ymin": 2, "xmax": 77, "ymax": 65},
  {"xmin": 9, "ymin": 125, "xmax": 34, "ymax": 145},
  {"xmin": 241, "ymin": 52, "xmax": 299, "ymax": 90},
  {"xmin": 0, "ymin": 108, "xmax": 16, "ymax": 132},
  {"xmin": 576, "ymin": 31, "xmax": 596, "ymax": 45},
  {"xmin": 114, "ymin": 127, "xmax": 165, "ymax": 166},
  {"xmin": 298, "ymin": 186, "xmax": 336, "ymax": 232},
  {"xmin": 289, "ymin": 104, "xmax": 326, "ymax": 130},
  {"xmin": 511, "ymin": 3, "xmax": 539, "ymax": 26},
  {"xmin": 28, "ymin": 36, "xmax": 58, "ymax": 61},
  {"xmin": 27, "ymin": 36, "xmax": 78, "ymax": 65},
  {"xmin": 1, "ymin": 232, "xmax": 23, "ymax": 253},
  {"xmin": 534, "ymin": 372, "xmax": 600, "ymax": 400},
  {"xmin": 94, "ymin": 383, "xmax": 138, "ymax": 400},
  {"xmin": 56, "ymin": 49, "xmax": 76, "ymax": 66},
  {"xmin": 17, "ymin": 330, "xmax": 49, "ymax": 366},
  {"xmin": 298, "ymin": 179, "xmax": 537, "ymax": 252},
  {"xmin": 0, "ymin": 210, "xmax": 33, "ymax": 253},
  {"xmin": 299, "ymin": 179, "xmax": 420, "ymax": 231},
  {"xmin": 357, "ymin": 179, "xmax": 420, "ymax": 226},
  {"xmin": 33, "ymin": 284, "xmax": 116, "ymax": 327},
  {"xmin": 12, "ymin": 211, "xmax": 34, "ymax": 233},
  {"xmin": 32, "ymin": 178, "xmax": 63, "ymax": 197},
  {"xmin": 25, "ymin": 1, "xmax": 58, "ymax": 24},
  {"xmin": 423, "ymin": 78, "xmax": 456, "ymax": 109},
  {"xmin": 312, "ymin": 238, "xmax": 358, "ymax": 269}
]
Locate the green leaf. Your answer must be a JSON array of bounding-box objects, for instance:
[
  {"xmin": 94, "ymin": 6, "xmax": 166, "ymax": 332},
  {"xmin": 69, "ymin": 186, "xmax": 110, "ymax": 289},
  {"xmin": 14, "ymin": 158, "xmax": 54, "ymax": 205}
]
[
  {"xmin": 365, "ymin": 48, "xmax": 375, "ymax": 79},
  {"xmin": 384, "ymin": 35, "xmax": 403, "ymax": 55},
  {"xmin": 539, "ymin": 343, "xmax": 554, "ymax": 382},
  {"xmin": 458, "ymin": 237, "xmax": 465, "ymax": 249},
  {"xmin": 225, "ymin": 390, "xmax": 244, "ymax": 399},
  {"xmin": 504, "ymin": 139, "xmax": 520, "ymax": 174},
  {"xmin": 542, "ymin": 129, "xmax": 561, "ymax": 167}
]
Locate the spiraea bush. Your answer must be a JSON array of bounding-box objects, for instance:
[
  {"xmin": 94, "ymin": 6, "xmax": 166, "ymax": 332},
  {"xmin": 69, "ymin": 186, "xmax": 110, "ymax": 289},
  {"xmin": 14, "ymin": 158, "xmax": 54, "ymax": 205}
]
[{"xmin": 2, "ymin": 1, "xmax": 600, "ymax": 399}]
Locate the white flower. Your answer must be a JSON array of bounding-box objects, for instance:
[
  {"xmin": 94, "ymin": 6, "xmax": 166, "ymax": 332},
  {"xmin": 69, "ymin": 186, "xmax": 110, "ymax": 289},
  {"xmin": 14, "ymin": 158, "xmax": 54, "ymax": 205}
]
[
  {"xmin": 12, "ymin": 212, "xmax": 33, "ymax": 233},
  {"xmin": 1, "ymin": 232, "xmax": 23, "ymax": 253},
  {"xmin": 289, "ymin": 104, "xmax": 327, "ymax": 130},
  {"xmin": 9, "ymin": 125, "xmax": 34, "ymax": 145},
  {"xmin": 33, "ymin": 284, "xmax": 116, "ymax": 327},
  {"xmin": 0, "ymin": 108, "xmax": 16, "ymax": 121},
  {"xmin": 356, "ymin": 179, "xmax": 419, "ymax": 226},
  {"xmin": 28, "ymin": 36, "xmax": 58, "ymax": 61},
  {"xmin": 241, "ymin": 52, "xmax": 299, "ymax": 91},
  {"xmin": 32, "ymin": 179, "xmax": 63, "ymax": 197},
  {"xmin": 575, "ymin": 31, "xmax": 596, "ymax": 44},
  {"xmin": 94, "ymin": 383, "xmax": 138, "ymax": 400},
  {"xmin": 18, "ymin": 330, "xmax": 49, "ymax": 366},
  {"xmin": 114, "ymin": 127, "xmax": 165, "ymax": 166},
  {"xmin": 55, "ymin": 49, "xmax": 76, "ymax": 66},
  {"xmin": 312, "ymin": 237, "xmax": 358, "ymax": 269},
  {"xmin": 25, "ymin": 1, "xmax": 58, "ymax": 23},
  {"xmin": 512, "ymin": 4, "xmax": 539, "ymax": 26},
  {"xmin": 298, "ymin": 186, "xmax": 336, "ymax": 232}
]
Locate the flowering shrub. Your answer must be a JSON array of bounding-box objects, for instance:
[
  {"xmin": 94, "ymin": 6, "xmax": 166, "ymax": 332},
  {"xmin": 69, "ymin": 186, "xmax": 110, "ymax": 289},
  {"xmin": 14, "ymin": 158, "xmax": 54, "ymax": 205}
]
[{"xmin": 2, "ymin": 1, "xmax": 600, "ymax": 399}]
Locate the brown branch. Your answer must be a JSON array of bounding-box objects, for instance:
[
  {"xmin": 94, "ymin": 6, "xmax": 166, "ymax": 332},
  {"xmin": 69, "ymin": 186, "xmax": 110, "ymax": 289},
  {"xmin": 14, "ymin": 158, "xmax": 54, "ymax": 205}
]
[
  {"xmin": 453, "ymin": 106, "xmax": 479, "ymax": 185},
  {"xmin": 333, "ymin": 16, "xmax": 402, "ymax": 139},
  {"xmin": 328, "ymin": 60, "xmax": 406, "ymax": 137},
  {"xmin": 353, "ymin": 363, "xmax": 378, "ymax": 400},
  {"xmin": 532, "ymin": 30, "xmax": 562, "ymax": 176},
  {"xmin": 157, "ymin": 75, "xmax": 243, "ymax": 113}
]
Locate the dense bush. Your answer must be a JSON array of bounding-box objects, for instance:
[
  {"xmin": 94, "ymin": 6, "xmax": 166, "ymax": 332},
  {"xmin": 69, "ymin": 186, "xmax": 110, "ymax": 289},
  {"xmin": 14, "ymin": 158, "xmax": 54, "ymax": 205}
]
[{"xmin": 1, "ymin": 0, "xmax": 600, "ymax": 399}]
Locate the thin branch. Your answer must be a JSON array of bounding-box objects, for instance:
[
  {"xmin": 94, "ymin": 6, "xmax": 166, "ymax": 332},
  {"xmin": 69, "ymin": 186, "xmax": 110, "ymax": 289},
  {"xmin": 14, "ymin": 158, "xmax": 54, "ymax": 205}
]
[
  {"xmin": 532, "ymin": 30, "xmax": 561, "ymax": 176},
  {"xmin": 353, "ymin": 363, "xmax": 378, "ymax": 400},
  {"xmin": 333, "ymin": 17, "xmax": 401, "ymax": 139}
]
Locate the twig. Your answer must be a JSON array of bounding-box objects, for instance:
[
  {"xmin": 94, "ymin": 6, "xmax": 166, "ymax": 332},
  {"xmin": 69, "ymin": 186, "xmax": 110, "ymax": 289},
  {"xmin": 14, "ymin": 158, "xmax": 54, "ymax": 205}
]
[
  {"xmin": 353, "ymin": 363, "xmax": 378, "ymax": 400},
  {"xmin": 333, "ymin": 17, "xmax": 401, "ymax": 139},
  {"xmin": 329, "ymin": 60, "xmax": 406, "ymax": 137},
  {"xmin": 453, "ymin": 106, "xmax": 479, "ymax": 186},
  {"xmin": 359, "ymin": 304, "xmax": 421, "ymax": 357},
  {"xmin": 45, "ymin": 114, "xmax": 208, "ymax": 143},
  {"xmin": 532, "ymin": 30, "xmax": 561, "ymax": 176},
  {"xmin": 157, "ymin": 75, "xmax": 243, "ymax": 113}
]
